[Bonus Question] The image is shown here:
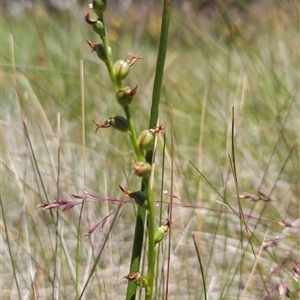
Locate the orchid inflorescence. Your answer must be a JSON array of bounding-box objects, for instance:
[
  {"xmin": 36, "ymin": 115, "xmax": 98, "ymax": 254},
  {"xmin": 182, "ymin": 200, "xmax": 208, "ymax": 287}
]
[{"xmin": 39, "ymin": 1, "xmax": 170, "ymax": 299}]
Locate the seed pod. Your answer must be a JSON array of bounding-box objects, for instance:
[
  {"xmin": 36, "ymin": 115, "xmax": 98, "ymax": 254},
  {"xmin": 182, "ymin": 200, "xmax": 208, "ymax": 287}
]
[
  {"xmin": 116, "ymin": 85, "xmax": 137, "ymax": 107},
  {"xmin": 130, "ymin": 190, "xmax": 148, "ymax": 209},
  {"xmin": 137, "ymin": 129, "xmax": 155, "ymax": 152},
  {"xmin": 93, "ymin": 43, "xmax": 111, "ymax": 63},
  {"xmin": 122, "ymin": 272, "xmax": 149, "ymax": 294},
  {"xmin": 86, "ymin": 39, "xmax": 112, "ymax": 64},
  {"xmin": 92, "ymin": 0, "xmax": 107, "ymax": 16},
  {"xmin": 85, "ymin": 12, "xmax": 106, "ymax": 38},
  {"xmin": 154, "ymin": 219, "xmax": 173, "ymax": 245},
  {"xmin": 119, "ymin": 185, "xmax": 148, "ymax": 209},
  {"xmin": 137, "ymin": 124, "xmax": 164, "ymax": 152},
  {"xmin": 113, "ymin": 59, "xmax": 130, "ymax": 83},
  {"xmin": 133, "ymin": 161, "xmax": 151, "ymax": 177},
  {"xmin": 109, "ymin": 115, "xmax": 129, "ymax": 132},
  {"xmin": 154, "ymin": 225, "xmax": 168, "ymax": 244},
  {"xmin": 92, "ymin": 115, "xmax": 128, "ymax": 132},
  {"xmin": 92, "ymin": 19, "xmax": 106, "ymax": 36}
]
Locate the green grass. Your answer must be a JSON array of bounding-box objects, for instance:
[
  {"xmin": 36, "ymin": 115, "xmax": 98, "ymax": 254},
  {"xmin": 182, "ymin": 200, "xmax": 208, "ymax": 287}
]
[{"xmin": 1, "ymin": 1, "xmax": 299, "ymax": 299}]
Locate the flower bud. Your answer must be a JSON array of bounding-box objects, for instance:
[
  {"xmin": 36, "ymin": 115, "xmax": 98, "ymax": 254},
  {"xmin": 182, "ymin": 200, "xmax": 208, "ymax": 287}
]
[
  {"xmin": 137, "ymin": 124, "xmax": 164, "ymax": 152},
  {"xmin": 122, "ymin": 272, "xmax": 149, "ymax": 294},
  {"xmin": 116, "ymin": 85, "xmax": 137, "ymax": 107},
  {"xmin": 109, "ymin": 115, "xmax": 129, "ymax": 132},
  {"xmin": 130, "ymin": 190, "xmax": 148, "ymax": 209},
  {"xmin": 94, "ymin": 43, "xmax": 105, "ymax": 60},
  {"xmin": 93, "ymin": 19, "xmax": 105, "ymax": 36},
  {"xmin": 154, "ymin": 225, "xmax": 168, "ymax": 244},
  {"xmin": 86, "ymin": 39, "xmax": 111, "ymax": 64},
  {"xmin": 92, "ymin": 115, "xmax": 128, "ymax": 132},
  {"xmin": 95, "ymin": 44, "xmax": 111, "ymax": 63},
  {"xmin": 113, "ymin": 59, "xmax": 130, "ymax": 83},
  {"xmin": 85, "ymin": 12, "xmax": 106, "ymax": 37},
  {"xmin": 154, "ymin": 219, "xmax": 173, "ymax": 245},
  {"xmin": 119, "ymin": 185, "xmax": 148, "ymax": 209},
  {"xmin": 92, "ymin": 0, "xmax": 107, "ymax": 16},
  {"xmin": 133, "ymin": 161, "xmax": 151, "ymax": 177},
  {"xmin": 137, "ymin": 129, "xmax": 155, "ymax": 152}
]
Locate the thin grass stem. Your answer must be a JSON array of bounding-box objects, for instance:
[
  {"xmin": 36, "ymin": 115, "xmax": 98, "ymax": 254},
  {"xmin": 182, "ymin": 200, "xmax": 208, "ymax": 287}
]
[
  {"xmin": 0, "ymin": 191, "xmax": 22, "ymax": 299},
  {"xmin": 192, "ymin": 234, "xmax": 207, "ymax": 300}
]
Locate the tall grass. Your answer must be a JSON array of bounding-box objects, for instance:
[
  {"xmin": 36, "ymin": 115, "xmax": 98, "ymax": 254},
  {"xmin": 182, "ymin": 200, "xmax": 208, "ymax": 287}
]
[{"xmin": 1, "ymin": 1, "xmax": 299, "ymax": 299}]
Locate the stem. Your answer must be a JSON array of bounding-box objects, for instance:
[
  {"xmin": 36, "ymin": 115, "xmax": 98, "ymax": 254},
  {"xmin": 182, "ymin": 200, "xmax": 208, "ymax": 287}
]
[
  {"xmin": 97, "ymin": 16, "xmax": 119, "ymax": 91},
  {"xmin": 149, "ymin": 0, "xmax": 172, "ymax": 129},
  {"xmin": 145, "ymin": 179, "xmax": 155, "ymax": 300},
  {"xmin": 146, "ymin": 0, "xmax": 172, "ymax": 295},
  {"xmin": 124, "ymin": 106, "xmax": 144, "ymax": 161},
  {"xmin": 125, "ymin": 207, "xmax": 146, "ymax": 300}
]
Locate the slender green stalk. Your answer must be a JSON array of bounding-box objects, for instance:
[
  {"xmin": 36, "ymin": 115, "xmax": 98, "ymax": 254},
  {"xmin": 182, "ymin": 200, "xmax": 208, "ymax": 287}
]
[
  {"xmin": 125, "ymin": 207, "xmax": 146, "ymax": 299},
  {"xmin": 97, "ymin": 16, "xmax": 119, "ymax": 91},
  {"xmin": 146, "ymin": 1, "xmax": 172, "ymax": 298},
  {"xmin": 149, "ymin": 0, "xmax": 172, "ymax": 129},
  {"xmin": 145, "ymin": 179, "xmax": 155, "ymax": 300},
  {"xmin": 124, "ymin": 106, "xmax": 144, "ymax": 162}
]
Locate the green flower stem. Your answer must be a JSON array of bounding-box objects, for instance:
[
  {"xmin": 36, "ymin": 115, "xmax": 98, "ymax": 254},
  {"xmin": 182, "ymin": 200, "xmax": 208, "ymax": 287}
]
[
  {"xmin": 149, "ymin": 0, "xmax": 172, "ymax": 129},
  {"xmin": 125, "ymin": 206, "xmax": 146, "ymax": 300},
  {"xmin": 145, "ymin": 0, "xmax": 172, "ymax": 297},
  {"xmin": 123, "ymin": 106, "xmax": 144, "ymax": 161},
  {"xmin": 145, "ymin": 178, "xmax": 155, "ymax": 299},
  {"xmin": 97, "ymin": 16, "xmax": 119, "ymax": 91}
]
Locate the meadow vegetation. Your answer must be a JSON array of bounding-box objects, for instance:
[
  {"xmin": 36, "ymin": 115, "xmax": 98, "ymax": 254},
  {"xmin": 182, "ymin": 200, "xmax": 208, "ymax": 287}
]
[{"xmin": 1, "ymin": 0, "xmax": 299, "ymax": 299}]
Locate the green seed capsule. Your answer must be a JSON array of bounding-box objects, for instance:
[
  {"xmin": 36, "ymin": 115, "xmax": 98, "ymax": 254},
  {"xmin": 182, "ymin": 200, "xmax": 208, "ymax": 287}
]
[
  {"xmin": 137, "ymin": 124, "xmax": 164, "ymax": 152},
  {"xmin": 119, "ymin": 185, "xmax": 148, "ymax": 209},
  {"xmin": 129, "ymin": 190, "xmax": 148, "ymax": 209},
  {"xmin": 137, "ymin": 129, "xmax": 155, "ymax": 152},
  {"xmin": 93, "ymin": 43, "xmax": 111, "ymax": 63},
  {"xmin": 116, "ymin": 85, "xmax": 137, "ymax": 107},
  {"xmin": 92, "ymin": 115, "xmax": 128, "ymax": 132},
  {"xmin": 109, "ymin": 115, "xmax": 129, "ymax": 132},
  {"xmin": 92, "ymin": 19, "xmax": 106, "ymax": 37},
  {"xmin": 123, "ymin": 272, "xmax": 149, "ymax": 294},
  {"xmin": 154, "ymin": 219, "xmax": 173, "ymax": 245},
  {"xmin": 113, "ymin": 59, "xmax": 130, "ymax": 83},
  {"xmin": 92, "ymin": 0, "xmax": 107, "ymax": 16},
  {"xmin": 133, "ymin": 161, "xmax": 151, "ymax": 177},
  {"xmin": 154, "ymin": 225, "xmax": 168, "ymax": 244}
]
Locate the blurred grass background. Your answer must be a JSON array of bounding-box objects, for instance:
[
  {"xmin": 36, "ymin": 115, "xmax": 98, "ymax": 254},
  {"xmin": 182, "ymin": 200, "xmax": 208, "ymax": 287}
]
[{"xmin": 1, "ymin": 0, "xmax": 299, "ymax": 299}]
